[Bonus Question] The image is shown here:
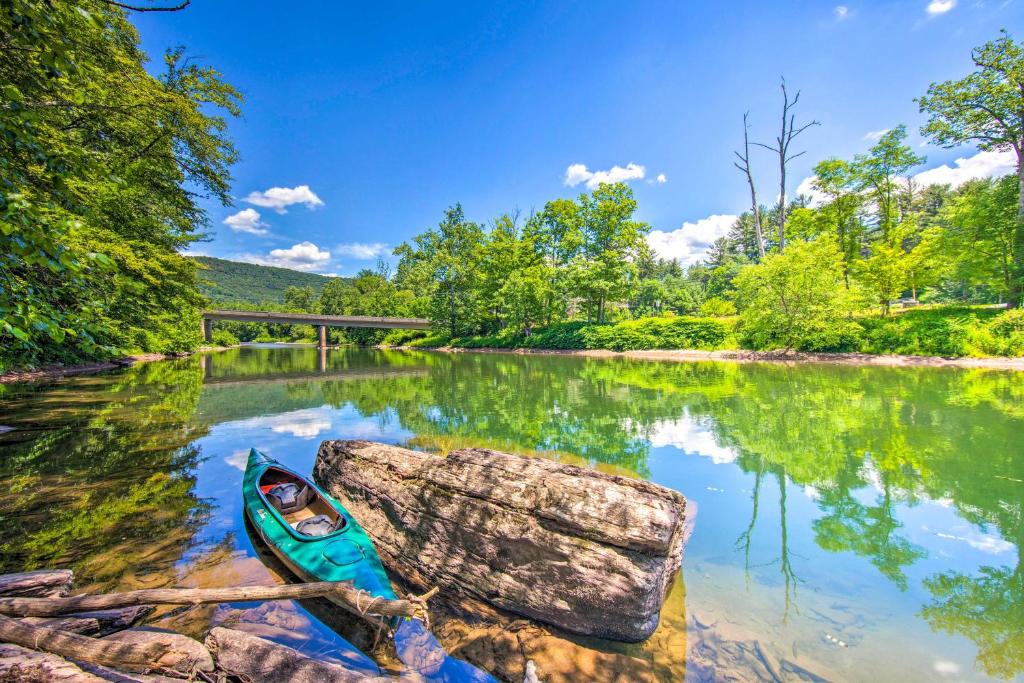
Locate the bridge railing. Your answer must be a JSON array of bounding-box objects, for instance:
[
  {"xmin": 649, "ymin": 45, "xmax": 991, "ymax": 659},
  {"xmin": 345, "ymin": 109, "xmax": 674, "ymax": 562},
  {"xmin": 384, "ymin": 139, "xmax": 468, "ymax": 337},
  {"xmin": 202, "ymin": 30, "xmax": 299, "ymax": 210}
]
[{"xmin": 201, "ymin": 309, "xmax": 431, "ymax": 347}]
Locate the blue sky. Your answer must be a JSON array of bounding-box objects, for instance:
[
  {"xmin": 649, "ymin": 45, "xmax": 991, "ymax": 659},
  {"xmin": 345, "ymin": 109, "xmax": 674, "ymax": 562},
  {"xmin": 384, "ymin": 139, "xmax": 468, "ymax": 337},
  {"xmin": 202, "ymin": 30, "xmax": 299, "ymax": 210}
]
[{"xmin": 134, "ymin": 1, "xmax": 1022, "ymax": 274}]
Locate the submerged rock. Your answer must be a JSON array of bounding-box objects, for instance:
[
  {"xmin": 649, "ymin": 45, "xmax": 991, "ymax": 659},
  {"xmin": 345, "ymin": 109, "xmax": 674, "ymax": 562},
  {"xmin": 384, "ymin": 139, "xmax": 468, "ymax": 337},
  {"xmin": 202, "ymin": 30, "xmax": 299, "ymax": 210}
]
[{"xmin": 314, "ymin": 440, "xmax": 688, "ymax": 642}]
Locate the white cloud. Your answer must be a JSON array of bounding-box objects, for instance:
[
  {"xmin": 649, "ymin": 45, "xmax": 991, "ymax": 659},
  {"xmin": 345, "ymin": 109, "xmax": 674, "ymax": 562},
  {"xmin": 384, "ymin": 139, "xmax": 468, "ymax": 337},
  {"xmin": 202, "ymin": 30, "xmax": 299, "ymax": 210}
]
[
  {"xmin": 795, "ymin": 175, "xmax": 830, "ymax": 207},
  {"xmin": 225, "ymin": 449, "xmax": 249, "ymax": 472},
  {"xmin": 564, "ymin": 162, "xmax": 647, "ymax": 189},
  {"xmin": 335, "ymin": 242, "xmax": 389, "ymax": 259},
  {"xmin": 223, "ymin": 208, "xmax": 269, "ymax": 235},
  {"xmin": 269, "ymin": 410, "xmax": 332, "ymax": 439},
  {"xmin": 926, "ymin": 0, "xmax": 955, "ymax": 14},
  {"xmin": 627, "ymin": 413, "xmax": 738, "ymax": 464},
  {"xmin": 647, "ymin": 214, "xmax": 738, "ymax": 266},
  {"xmin": 656, "ymin": 173, "xmax": 667, "ymax": 184},
  {"xmin": 239, "ymin": 241, "xmax": 332, "ymax": 272},
  {"xmin": 912, "ymin": 149, "xmax": 1016, "ymax": 187},
  {"xmin": 930, "ymin": 527, "xmax": 1015, "ymax": 555},
  {"xmin": 834, "ymin": 5, "xmax": 849, "ymax": 19},
  {"xmin": 244, "ymin": 185, "xmax": 324, "ymax": 213},
  {"xmin": 933, "ymin": 660, "xmax": 960, "ymax": 677},
  {"xmin": 863, "ymin": 128, "xmax": 890, "ymax": 141}
]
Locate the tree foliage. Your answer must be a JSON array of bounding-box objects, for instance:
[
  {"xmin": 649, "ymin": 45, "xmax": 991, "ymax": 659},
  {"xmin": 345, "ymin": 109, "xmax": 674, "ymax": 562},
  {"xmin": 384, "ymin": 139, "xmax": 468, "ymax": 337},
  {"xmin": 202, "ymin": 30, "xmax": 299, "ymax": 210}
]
[
  {"xmin": 918, "ymin": 29, "xmax": 1024, "ymax": 306},
  {"xmin": 734, "ymin": 237, "xmax": 856, "ymax": 350},
  {"xmin": 0, "ymin": 0, "xmax": 241, "ymax": 369}
]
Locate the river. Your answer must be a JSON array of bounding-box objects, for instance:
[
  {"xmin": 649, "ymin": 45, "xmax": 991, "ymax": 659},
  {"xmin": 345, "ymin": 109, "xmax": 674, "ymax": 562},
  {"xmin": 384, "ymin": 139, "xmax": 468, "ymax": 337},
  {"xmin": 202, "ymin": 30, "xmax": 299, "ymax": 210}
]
[{"xmin": 1, "ymin": 345, "xmax": 1021, "ymax": 682}]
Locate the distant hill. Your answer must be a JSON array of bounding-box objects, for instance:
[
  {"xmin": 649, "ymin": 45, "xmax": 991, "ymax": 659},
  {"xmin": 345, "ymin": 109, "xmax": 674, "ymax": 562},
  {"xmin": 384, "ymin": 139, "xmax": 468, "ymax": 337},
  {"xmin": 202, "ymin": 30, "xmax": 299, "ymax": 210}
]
[{"xmin": 191, "ymin": 256, "xmax": 337, "ymax": 305}]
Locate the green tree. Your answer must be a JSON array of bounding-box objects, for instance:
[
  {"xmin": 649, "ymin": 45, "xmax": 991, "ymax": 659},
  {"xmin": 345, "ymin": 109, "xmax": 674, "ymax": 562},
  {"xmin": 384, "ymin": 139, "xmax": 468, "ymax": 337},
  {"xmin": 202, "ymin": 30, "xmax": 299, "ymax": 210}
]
[
  {"xmin": 811, "ymin": 158, "xmax": 866, "ymax": 286},
  {"xmin": 734, "ymin": 236, "xmax": 854, "ymax": 350},
  {"xmin": 857, "ymin": 240, "xmax": 909, "ymax": 315},
  {"xmin": 0, "ymin": 1, "xmax": 241, "ymax": 369},
  {"xmin": 284, "ymin": 286, "xmax": 317, "ymax": 312},
  {"xmin": 575, "ymin": 183, "xmax": 650, "ymax": 323},
  {"xmin": 940, "ymin": 176, "xmax": 1021, "ymax": 303},
  {"xmin": 394, "ymin": 204, "xmax": 484, "ymax": 338},
  {"xmin": 855, "ymin": 126, "xmax": 926, "ymax": 240},
  {"xmin": 917, "ymin": 30, "xmax": 1024, "ymax": 306}
]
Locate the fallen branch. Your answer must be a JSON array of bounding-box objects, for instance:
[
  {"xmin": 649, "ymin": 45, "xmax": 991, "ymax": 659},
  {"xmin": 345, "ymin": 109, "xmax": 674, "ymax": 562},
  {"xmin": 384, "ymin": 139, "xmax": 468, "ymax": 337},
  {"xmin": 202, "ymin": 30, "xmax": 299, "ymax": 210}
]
[
  {"xmin": 0, "ymin": 615, "xmax": 214, "ymax": 673},
  {"xmin": 0, "ymin": 581, "xmax": 419, "ymax": 622},
  {"xmin": 20, "ymin": 605, "xmax": 154, "ymax": 636},
  {"xmin": 0, "ymin": 570, "xmax": 73, "ymax": 598}
]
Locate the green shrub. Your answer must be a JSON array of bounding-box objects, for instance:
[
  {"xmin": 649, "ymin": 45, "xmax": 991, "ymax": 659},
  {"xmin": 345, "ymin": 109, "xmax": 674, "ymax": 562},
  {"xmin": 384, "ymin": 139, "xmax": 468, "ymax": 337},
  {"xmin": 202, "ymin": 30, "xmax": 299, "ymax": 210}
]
[
  {"xmin": 521, "ymin": 322, "xmax": 591, "ymax": 350},
  {"xmin": 859, "ymin": 309, "xmax": 974, "ymax": 357},
  {"xmin": 699, "ymin": 297, "xmax": 737, "ymax": 317},
  {"xmin": 381, "ymin": 329, "xmax": 428, "ymax": 346},
  {"xmin": 407, "ymin": 333, "xmax": 450, "ymax": 348},
  {"xmin": 583, "ymin": 322, "xmax": 656, "ymax": 351},
  {"xmin": 210, "ymin": 329, "xmax": 240, "ymax": 347},
  {"xmin": 989, "ymin": 309, "xmax": 1024, "ymax": 337},
  {"xmin": 455, "ymin": 329, "xmax": 524, "ymax": 349},
  {"xmin": 797, "ymin": 322, "xmax": 864, "ymax": 352},
  {"xmin": 915, "ymin": 318, "xmax": 969, "ymax": 357}
]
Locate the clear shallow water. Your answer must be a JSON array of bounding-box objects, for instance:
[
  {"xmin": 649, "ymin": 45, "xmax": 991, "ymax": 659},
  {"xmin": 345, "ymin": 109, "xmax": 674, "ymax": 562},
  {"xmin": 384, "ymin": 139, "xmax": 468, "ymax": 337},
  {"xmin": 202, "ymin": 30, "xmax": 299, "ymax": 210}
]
[{"xmin": 1, "ymin": 346, "xmax": 1022, "ymax": 682}]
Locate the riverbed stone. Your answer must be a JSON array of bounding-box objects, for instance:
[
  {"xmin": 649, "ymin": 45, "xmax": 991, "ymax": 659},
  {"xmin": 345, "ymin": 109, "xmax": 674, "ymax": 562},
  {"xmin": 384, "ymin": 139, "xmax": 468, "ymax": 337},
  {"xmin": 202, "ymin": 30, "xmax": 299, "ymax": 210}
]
[{"xmin": 314, "ymin": 440, "xmax": 688, "ymax": 642}]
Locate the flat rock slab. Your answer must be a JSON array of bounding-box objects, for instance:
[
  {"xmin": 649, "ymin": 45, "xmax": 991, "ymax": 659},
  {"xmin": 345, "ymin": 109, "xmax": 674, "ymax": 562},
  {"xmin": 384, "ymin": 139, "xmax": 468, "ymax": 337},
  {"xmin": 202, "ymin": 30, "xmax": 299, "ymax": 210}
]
[{"xmin": 315, "ymin": 440, "xmax": 687, "ymax": 642}]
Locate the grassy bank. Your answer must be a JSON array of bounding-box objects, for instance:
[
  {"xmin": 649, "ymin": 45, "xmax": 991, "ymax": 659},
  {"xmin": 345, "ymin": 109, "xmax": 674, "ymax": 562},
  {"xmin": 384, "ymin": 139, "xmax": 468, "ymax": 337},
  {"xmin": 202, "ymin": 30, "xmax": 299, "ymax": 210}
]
[{"xmin": 382, "ymin": 306, "xmax": 1024, "ymax": 359}]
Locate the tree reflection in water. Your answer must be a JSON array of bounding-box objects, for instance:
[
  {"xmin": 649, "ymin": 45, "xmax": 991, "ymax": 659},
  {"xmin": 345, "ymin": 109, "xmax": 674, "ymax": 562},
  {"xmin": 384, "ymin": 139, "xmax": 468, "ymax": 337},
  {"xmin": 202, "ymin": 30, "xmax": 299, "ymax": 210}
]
[
  {"xmin": 0, "ymin": 359, "xmax": 212, "ymax": 591},
  {"xmin": 2, "ymin": 346, "xmax": 1022, "ymax": 680}
]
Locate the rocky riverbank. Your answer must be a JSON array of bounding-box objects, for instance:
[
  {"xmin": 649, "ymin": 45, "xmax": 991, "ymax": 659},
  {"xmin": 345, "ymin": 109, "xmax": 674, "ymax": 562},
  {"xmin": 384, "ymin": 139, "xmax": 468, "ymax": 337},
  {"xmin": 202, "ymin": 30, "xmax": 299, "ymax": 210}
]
[{"xmin": 388, "ymin": 345, "xmax": 1024, "ymax": 371}]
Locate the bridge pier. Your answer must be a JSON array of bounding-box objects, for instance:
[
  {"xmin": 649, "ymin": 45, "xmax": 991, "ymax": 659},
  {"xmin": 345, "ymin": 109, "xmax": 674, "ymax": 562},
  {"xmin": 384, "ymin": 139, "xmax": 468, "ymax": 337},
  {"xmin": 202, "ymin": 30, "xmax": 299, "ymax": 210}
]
[
  {"xmin": 202, "ymin": 317, "xmax": 213, "ymax": 344},
  {"xmin": 318, "ymin": 325, "xmax": 327, "ymax": 349}
]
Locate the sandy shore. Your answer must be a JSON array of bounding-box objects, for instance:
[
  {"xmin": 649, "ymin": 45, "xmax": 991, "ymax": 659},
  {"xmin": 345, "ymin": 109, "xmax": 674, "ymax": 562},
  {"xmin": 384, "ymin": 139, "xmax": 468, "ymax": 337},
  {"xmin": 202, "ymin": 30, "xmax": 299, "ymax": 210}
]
[{"xmin": 404, "ymin": 345, "xmax": 1024, "ymax": 371}]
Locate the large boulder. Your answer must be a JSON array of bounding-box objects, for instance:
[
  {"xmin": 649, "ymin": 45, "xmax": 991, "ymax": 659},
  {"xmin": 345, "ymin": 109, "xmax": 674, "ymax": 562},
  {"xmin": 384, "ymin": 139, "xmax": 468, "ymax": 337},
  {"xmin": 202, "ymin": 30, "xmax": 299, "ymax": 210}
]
[{"xmin": 314, "ymin": 440, "xmax": 687, "ymax": 642}]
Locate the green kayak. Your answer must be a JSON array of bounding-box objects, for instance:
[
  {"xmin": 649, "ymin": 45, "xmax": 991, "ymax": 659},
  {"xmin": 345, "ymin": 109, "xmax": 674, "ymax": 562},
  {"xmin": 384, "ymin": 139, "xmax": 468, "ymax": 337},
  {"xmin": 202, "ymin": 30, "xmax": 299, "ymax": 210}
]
[
  {"xmin": 243, "ymin": 448, "xmax": 498, "ymax": 682},
  {"xmin": 242, "ymin": 448, "xmax": 396, "ymax": 603}
]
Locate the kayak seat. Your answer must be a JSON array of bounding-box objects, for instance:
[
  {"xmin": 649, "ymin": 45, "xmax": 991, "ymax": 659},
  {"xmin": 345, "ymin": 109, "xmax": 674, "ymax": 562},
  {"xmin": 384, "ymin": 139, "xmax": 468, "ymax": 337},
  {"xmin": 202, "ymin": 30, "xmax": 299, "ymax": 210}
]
[
  {"xmin": 295, "ymin": 514, "xmax": 344, "ymax": 537},
  {"xmin": 266, "ymin": 482, "xmax": 312, "ymax": 514}
]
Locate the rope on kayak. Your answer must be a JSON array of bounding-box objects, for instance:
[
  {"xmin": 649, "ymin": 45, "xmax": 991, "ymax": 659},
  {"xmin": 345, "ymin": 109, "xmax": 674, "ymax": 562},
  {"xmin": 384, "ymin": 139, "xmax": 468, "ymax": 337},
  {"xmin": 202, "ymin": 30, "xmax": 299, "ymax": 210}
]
[
  {"xmin": 349, "ymin": 584, "xmax": 438, "ymax": 628},
  {"xmin": 405, "ymin": 586, "xmax": 439, "ymax": 628}
]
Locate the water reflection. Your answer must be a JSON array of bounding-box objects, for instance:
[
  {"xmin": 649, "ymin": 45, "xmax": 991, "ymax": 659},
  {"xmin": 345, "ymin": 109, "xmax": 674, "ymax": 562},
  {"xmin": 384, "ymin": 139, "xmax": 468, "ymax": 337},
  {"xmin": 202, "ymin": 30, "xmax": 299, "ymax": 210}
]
[{"xmin": 1, "ymin": 346, "xmax": 1022, "ymax": 681}]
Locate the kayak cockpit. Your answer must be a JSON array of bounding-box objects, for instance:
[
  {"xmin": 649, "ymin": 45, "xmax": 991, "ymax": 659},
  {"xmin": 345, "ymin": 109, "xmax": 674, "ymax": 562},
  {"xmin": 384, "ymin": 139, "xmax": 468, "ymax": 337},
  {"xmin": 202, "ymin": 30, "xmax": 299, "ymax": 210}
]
[{"xmin": 258, "ymin": 466, "xmax": 347, "ymax": 537}]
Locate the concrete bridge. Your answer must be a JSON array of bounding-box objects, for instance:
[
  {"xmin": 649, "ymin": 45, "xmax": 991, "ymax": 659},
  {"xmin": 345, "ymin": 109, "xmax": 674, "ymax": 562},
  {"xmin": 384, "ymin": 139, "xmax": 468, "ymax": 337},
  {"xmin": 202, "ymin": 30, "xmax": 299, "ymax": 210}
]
[{"xmin": 202, "ymin": 310, "xmax": 431, "ymax": 348}]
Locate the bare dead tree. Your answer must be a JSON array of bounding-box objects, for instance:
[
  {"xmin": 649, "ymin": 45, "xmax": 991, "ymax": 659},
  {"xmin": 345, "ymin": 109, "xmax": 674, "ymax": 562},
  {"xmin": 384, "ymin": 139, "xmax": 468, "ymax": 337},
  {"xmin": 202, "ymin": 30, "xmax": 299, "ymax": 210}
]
[
  {"xmin": 754, "ymin": 80, "xmax": 820, "ymax": 253},
  {"xmin": 733, "ymin": 112, "xmax": 766, "ymax": 259}
]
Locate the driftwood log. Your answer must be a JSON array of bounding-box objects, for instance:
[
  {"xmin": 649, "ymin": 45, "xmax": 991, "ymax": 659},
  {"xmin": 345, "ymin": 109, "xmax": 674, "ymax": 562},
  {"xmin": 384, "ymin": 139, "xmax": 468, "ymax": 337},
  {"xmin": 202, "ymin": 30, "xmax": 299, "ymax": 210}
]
[
  {"xmin": 21, "ymin": 606, "xmax": 154, "ymax": 636},
  {"xmin": 205, "ymin": 627, "xmax": 396, "ymax": 682},
  {"xmin": 0, "ymin": 570, "xmax": 73, "ymax": 598},
  {"xmin": 0, "ymin": 581, "xmax": 418, "ymax": 621},
  {"xmin": 0, "ymin": 615, "xmax": 214, "ymax": 673},
  {"xmin": 315, "ymin": 440, "xmax": 687, "ymax": 642},
  {"xmin": 0, "ymin": 643, "xmax": 109, "ymax": 682}
]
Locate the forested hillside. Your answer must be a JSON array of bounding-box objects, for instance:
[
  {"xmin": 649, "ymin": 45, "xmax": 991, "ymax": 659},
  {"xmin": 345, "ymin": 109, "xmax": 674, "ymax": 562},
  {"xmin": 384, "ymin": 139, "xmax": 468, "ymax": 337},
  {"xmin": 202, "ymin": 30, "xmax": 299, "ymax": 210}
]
[{"xmin": 192, "ymin": 256, "xmax": 336, "ymax": 305}]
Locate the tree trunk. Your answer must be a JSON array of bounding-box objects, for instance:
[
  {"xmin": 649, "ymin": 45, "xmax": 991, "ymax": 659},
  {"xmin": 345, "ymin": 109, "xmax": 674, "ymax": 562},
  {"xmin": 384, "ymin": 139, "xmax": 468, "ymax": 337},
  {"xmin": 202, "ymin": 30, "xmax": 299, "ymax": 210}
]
[
  {"xmin": 0, "ymin": 570, "xmax": 73, "ymax": 598},
  {"xmin": 0, "ymin": 581, "xmax": 418, "ymax": 621},
  {"xmin": 0, "ymin": 615, "xmax": 214, "ymax": 674},
  {"xmin": 20, "ymin": 606, "xmax": 154, "ymax": 637},
  {"xmin": 0, "ymin": 643, "xmax": 110, "ymax": 683},
  {"xmin": 778, "ymin": 149, "xmax": 787, "ymax": 253}
]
